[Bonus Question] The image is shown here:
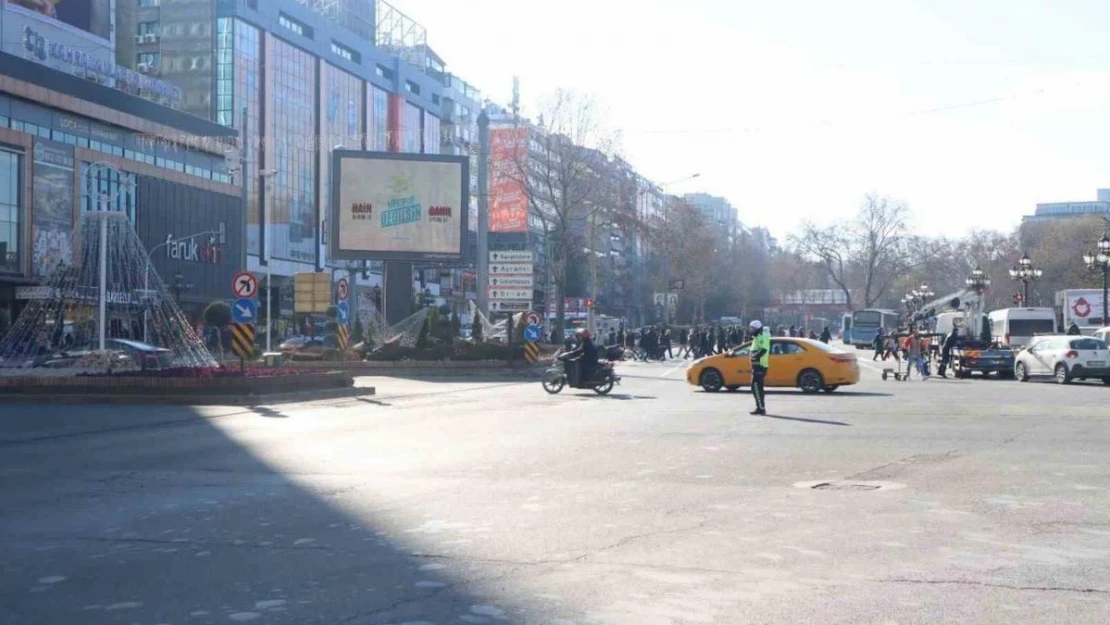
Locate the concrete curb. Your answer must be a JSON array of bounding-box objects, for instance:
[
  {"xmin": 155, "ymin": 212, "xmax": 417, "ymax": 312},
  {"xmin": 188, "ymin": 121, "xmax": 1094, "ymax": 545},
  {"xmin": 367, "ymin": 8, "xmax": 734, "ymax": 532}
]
[{"xmin": 0, "ymin": 386, "xmax": 376, "ymax": 406}]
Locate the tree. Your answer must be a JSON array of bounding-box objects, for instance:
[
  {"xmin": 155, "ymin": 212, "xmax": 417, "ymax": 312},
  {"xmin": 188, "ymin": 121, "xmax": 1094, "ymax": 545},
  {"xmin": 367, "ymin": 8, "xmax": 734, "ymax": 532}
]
[
  {"xmin": 790, "ymin": 195, "xmax": 911, "ymax": 309},
  {"xmin": 507, "ymin": 89, "xmax": 618, "ymax": 339}
]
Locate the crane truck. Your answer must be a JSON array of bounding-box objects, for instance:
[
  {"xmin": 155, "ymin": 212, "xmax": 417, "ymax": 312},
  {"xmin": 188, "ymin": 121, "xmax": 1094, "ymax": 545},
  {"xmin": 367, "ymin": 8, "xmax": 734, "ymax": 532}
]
[{"xmin": 912, "ymin": 290, "xmax": 1015, "ymax": 379}]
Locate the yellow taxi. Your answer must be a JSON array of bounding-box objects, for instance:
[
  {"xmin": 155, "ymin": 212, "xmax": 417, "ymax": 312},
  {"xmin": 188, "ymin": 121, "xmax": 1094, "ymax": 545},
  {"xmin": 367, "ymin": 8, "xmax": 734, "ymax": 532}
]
[{"xmin": 686, "ymin": 337, "xmax": 860, "ymax": 394}]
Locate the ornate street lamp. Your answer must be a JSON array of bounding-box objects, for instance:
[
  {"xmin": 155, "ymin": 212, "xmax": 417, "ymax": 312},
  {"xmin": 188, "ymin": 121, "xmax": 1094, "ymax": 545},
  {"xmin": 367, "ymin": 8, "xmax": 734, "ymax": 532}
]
[
  {"xmin": 1083, "ymin": 231, "xmax": 1110, "ymax": 326},
  {"xmin": 965, "ymin": 265, "xmax": 991, "ymax": 295},
  {"xmin": 1008, "ymin": 253, "xmax": 1043, "ymax": 306}
]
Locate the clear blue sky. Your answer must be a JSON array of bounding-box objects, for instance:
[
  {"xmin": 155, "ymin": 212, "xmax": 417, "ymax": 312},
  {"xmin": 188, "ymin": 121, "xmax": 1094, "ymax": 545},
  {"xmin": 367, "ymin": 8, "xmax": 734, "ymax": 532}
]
[{"xmin": 398, "ymin": 0, "xmax": 1110, "ymax": 239}]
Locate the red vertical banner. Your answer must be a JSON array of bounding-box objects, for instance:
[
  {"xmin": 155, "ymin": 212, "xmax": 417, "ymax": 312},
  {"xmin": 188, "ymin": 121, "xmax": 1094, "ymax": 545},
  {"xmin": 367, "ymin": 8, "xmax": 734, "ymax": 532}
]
[
  {"xmin": 489, "ymin": 127, "xmax": 529, "ymax": 233},
  {"xmin": 387, "ymin": 93, "xmax": 404, "ymax": 153}
]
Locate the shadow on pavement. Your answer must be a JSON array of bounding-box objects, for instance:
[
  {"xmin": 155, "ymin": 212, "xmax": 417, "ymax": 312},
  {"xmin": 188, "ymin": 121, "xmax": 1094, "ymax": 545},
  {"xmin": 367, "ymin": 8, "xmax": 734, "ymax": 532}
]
[{"xmin": 0, "ymin": 401, "xmax": 534, "ymax": 624}]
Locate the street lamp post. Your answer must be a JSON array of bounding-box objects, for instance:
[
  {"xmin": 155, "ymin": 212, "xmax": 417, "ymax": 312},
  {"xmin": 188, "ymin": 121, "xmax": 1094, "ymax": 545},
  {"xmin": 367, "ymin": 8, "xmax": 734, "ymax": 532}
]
[
  {"xmin": 965, "ymin": 266, "xmax": 991, "ymax": 340},
  {"xmin": 1083, "ymin": 231, "xmax": 1110, "ymax": 326},
  {"xmin": 1008, "ymin": 253, "xmax": 1043, "ymax": 306}
]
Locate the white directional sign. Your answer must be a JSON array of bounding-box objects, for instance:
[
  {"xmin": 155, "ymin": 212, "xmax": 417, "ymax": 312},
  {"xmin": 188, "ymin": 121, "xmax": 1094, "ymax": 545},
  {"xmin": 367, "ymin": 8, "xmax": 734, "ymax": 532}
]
[
  {"xmin": 489, "ymin": 288, "xmax": 532, "ymax": 301},
  {"xmin": 490, "ymin": 250, "xmax": 534, "ymax": 263},
  {"xmin": 489, "ymin": 263, "xmax": 534, "ymax": 275},
  {"xmin": 489, "ymin": 275, "xmax": 534, "ymax": 288},
  {"xmin": 490, "ymin": 300, "xmax": 531, "ymax": 312}
]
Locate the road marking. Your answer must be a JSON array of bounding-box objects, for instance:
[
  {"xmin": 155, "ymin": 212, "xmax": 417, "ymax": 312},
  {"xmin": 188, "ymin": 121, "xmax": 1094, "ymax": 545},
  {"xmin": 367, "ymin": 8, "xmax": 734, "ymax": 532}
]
[{"xmin": 660, "ymin": 362, "xmax": 690, "ymax": 378}]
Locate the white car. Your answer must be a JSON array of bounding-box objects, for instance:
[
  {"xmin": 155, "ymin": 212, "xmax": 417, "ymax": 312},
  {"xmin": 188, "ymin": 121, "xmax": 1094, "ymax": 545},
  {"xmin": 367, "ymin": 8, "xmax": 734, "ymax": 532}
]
[
  {"xmin": 1014, "ymin": 335, "xmax": 1110, "ymax": 384},
  {"xmin": 1095, "ymin": 327, "xmax": 1110, "ymax": 344}
]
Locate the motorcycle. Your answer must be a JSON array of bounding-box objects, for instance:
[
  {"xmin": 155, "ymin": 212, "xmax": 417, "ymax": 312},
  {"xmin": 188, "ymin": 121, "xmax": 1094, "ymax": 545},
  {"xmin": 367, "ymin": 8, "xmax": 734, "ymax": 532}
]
[{"xmin": 542, "ymin": 350, "xmax": 621, "ymax": 395}]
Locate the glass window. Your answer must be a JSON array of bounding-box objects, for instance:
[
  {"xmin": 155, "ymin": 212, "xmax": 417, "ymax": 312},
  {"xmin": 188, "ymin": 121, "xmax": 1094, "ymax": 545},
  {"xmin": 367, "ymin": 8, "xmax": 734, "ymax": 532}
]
[
  {"xmin": 80, "ymin": 162, "xmax": 136, "ymax": 223},
  {"xmin": 138, "ymin": 0, "xmax": 160, "ymax": 7},
  {"xmin": 0, "ymin": 149, "xmax": 21, "ymax": 274},
  {"xmin": 138, "ymin": 22, "xmax": 161, "ymax": 36},
  {"xmin": 403, "ymin": 102, "xmax": 422, "ymax": 153},
  {"xmin": 268, "ymin": 35, "xmax": 317, "ymax": 263},
  {"xmin": 1070, "ymin": 338, "xmax": 1107, "ymax": 350},
  {"xmin": 367, "ymin": 85, "xmax": 389, "ymax": 150},
  {"xmin": 278, "ymin": 14, "xmax": 307, "ymax": 37},
  {"xmin": 423, "ymin": 113, "xmax": 440, "ymax": 155},
  {"xmin": 136, "ymin": 52, "xmax": 161, "ymax": 68}
]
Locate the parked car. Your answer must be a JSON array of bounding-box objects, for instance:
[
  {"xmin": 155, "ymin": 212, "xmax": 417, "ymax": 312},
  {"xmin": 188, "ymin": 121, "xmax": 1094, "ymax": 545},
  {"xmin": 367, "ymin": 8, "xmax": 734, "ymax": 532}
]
[
  {"xmin": 1094, "ymin": 327, "xmax": 1110, "ymax": 344},
  {"xmin": 279, "ymin": 336, "xmax": 326, "ymax": 360},
  {"xmin": 106, "ymin": 339, "xmax": 174, "ymax": 370},
  {"xmin": 686, "ymin": 337, "xmax": 860, "ymax": 394},
  {"xmin": 1014, "ymin": 335, "xmax": 1110, "ymax": 384}
]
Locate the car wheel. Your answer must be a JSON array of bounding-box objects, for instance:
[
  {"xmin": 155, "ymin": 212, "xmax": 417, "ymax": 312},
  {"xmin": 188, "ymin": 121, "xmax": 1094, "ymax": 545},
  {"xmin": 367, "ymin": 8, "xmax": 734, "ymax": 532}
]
[
  {"xmin": 1015, "ymin": 362, "xmax": 1029, "ymax": 382},
  {"xmin": 798, "ymin": 369, "xmax": 824, "ymax": 394},
  {"xmin": 1055, "ymin": 363, "xmax": 1071, "ymax": 385},
  {"xmin": 699, "ymin": 368, "xmax": 724, "ymax": 393},
  {"xmin": 725, "ymin": 385, "xmax": 740, "ymax": 392},
  {"xmin": 823, "ymin": 385, "xmax": 839, "ymax": 393}
]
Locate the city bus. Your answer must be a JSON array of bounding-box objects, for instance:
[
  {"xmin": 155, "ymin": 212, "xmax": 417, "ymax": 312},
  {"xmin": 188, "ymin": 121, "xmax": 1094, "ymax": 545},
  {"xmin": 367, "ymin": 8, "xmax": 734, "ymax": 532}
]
[{"xmin": 849, "ymin": 309, "xmax": 900, "ymax": 349}]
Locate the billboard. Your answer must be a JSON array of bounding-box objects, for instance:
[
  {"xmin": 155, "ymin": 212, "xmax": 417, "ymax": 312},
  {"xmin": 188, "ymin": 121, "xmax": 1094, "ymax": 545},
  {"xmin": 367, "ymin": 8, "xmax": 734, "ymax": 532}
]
[
  {"xmin": 8, "ymin": 0, "xmax": 111, "ymax": 40},
  {"xmin": 330, "ymin": 151, "xmax": 468, "ymax": 262},
  {"xmin": 489, "ymin": 127, "xmax": 529, "ymax": 233},
  {"xmin": 31, "ymin": 139, "xmax": 74, "ymax": 278}
]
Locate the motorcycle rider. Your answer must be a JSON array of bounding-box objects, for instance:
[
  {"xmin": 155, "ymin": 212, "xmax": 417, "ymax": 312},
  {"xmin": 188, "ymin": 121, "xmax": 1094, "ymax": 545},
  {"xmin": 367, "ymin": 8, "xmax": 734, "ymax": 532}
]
[
  {"xmin": 749, "ymin": 320, "xmax": 771, "ymax": 415},
  {"xmin": 562, "ymin": 328, "xmax": 599, "ymax": 384}
]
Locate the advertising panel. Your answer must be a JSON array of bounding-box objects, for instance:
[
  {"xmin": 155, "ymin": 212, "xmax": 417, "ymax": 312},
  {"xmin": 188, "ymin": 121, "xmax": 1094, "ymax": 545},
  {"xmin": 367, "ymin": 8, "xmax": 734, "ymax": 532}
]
[
  {"xmin": 489, "ymin": 127, "xmax": 528, "ymax": 233},
  {"xmin": 31, "ymin": 139, "xmax": 74, "ymax": 278},
  {"xmin": 330, "ymin": 151, "xmax": 468, "ymax": 262}
]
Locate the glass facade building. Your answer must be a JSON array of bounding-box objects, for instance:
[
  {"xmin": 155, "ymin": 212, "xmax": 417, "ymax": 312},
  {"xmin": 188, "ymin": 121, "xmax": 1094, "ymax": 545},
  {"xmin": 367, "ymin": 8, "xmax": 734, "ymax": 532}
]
[
  {"xmin": 216, "ymin": 18, "xmax": 262, "ymax": 255},
  {"xmin": 267, "ymin": 35, "xmax": 317, "ymax": 264},
  {"xmin": 402, "ymin": 101, "xmax": 422, "ymax": 154},
  {"xmin": 321, "ymin": 63, "xmax": 364, "ymax": 256}
]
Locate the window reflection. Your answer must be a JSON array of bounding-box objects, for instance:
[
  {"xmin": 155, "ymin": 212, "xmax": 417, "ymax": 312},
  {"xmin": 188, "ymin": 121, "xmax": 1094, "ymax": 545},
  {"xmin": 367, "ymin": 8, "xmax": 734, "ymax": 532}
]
[
  {"xmin": 0, "ymin": 149, "xmax": 21, "ymax": 274},
  {"xmin": 268, "ymin": 35, "xmax": 317, "ymax": 263}
]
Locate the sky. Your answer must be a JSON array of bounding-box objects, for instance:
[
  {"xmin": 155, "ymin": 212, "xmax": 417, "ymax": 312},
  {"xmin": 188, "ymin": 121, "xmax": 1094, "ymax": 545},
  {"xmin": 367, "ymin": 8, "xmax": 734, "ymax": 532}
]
[{"xmin": 396, "ymin": 0, "xmax": 1110, "ymax": 239}]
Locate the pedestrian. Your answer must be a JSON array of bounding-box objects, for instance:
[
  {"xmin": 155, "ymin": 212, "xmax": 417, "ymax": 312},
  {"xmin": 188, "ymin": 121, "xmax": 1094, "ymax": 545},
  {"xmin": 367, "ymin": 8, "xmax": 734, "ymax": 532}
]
[
  {"xmin": 807, "ymin": 329, "xmax": 818, "ymax": 340},
  {"xmin": 904, "ymin": 328, "xmax": 928, "ymax": 380},
  {"xmin": 679, "ymin": 328, "xmax": 690, "ymax": 358},
  {"xmin": 1067, "ymin": 322, "xmax": 1081, "ymax": 335},
  {"xmin": 872, "ymin": 327, "xmax": 885, "ymax": 361},
  {"xmin": 938, "ymin": 326, "xmax": 959, "ymax": 378},
  {"xmin": 748, "ymin": 320, "xmax": 770, "ymax": 415},
  {"xmin": 820, "ymin": 326, "xmax": 832, "ymax": 344},
  {"xmin": 699, "ymin": 328, "xmax": 710, "ymax": 358},
  {"xmin": 788, "ymin": 325, "xmax": 798, "ymax": 338},
  {"xmin": 617, "ymin": 327, "xmax": 625, "ymax": 348},
  {"xmin": 662, "ymin": 327, "xmax": 674, "ymax": 359}
]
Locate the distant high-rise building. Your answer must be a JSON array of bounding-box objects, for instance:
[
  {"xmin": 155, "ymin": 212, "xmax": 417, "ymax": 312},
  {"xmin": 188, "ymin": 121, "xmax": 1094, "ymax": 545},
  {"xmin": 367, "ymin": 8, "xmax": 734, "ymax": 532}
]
[
  {"xmin": 683, "ymin": 192, "xmax": 739, "ymax": 240},
  {"xmin": 1023, "ymin": 190, "xmax": 1110, "ymax": 223}
]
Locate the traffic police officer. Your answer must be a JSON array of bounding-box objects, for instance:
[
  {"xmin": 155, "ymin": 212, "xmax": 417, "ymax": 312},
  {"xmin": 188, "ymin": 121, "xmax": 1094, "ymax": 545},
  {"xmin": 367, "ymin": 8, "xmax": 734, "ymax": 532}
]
[{"xmin": 749, "ymin": 320, "xmax": 770, "ymax": 415}]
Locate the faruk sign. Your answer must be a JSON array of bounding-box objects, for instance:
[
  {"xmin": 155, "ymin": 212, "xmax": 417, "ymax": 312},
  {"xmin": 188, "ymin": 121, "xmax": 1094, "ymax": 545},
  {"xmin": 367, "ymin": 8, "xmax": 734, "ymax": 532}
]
[{"xmin": 165, "ymin": 225, "xmax": 224, "ymax": 264}]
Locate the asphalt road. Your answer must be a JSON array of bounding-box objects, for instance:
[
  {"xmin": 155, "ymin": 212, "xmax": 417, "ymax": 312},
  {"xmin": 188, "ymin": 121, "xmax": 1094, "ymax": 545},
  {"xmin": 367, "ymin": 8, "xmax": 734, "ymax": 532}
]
[{"xmin": 1, "ymin": 357, "xmax": 1109, "ymax": 625}]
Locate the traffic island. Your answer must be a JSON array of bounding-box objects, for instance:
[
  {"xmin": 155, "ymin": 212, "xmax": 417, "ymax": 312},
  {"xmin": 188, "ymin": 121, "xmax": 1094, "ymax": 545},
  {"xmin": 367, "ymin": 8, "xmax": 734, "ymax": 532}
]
[
  {"xmin": 287, "ymin": 359, "xmax": 549, "ymax": 379},
  {"xmin": 0, "ymin": 368, "xmax": 374, "ymax": 406}
]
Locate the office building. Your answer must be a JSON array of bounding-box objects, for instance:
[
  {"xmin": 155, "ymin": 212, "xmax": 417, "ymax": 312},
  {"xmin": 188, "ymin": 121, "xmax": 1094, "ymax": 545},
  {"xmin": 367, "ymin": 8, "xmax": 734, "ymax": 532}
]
[
  {"xmin": 683, "ymin": 192, "xmax": 739, "ymax": 241},
  {"xmin": 114, "ymin": 0, "xmax": 488, "ymax": 326},
  {"xmin": 0, "ymin": 0, "xmax": 241, "ymax": 327}
]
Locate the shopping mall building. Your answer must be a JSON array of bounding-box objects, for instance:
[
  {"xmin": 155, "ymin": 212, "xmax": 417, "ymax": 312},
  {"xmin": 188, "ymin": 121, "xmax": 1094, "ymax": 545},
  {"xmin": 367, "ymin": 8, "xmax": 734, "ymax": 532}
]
[{"xmin": 0, "ymin": 0, "xmax": 242, "ymax": 330}]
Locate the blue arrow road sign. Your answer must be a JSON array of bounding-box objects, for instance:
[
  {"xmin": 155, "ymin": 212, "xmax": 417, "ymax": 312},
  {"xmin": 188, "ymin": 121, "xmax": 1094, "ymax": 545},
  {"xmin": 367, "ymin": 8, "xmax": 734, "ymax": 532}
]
[
  {"xmin": 232, "ymin": 298, "xmax": 257, "ymax": 324},
  {"xmin": 337, "ymin": 301, "xmax": 350, "ymax": 324},
  {"xmin": 523, "ymin": 324, "xmax": 542, "ymax": 342}
]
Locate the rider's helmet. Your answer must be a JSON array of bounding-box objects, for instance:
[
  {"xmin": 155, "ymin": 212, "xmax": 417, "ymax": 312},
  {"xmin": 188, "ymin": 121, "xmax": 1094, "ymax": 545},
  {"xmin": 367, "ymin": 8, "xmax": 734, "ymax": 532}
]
[
  {"xmin": 749, "ymin": 320, "xmax": 763, "ymax": 331},
  {"xmin": 576, "ymin": 328, "xmax": 591, "ymax": 340}
]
